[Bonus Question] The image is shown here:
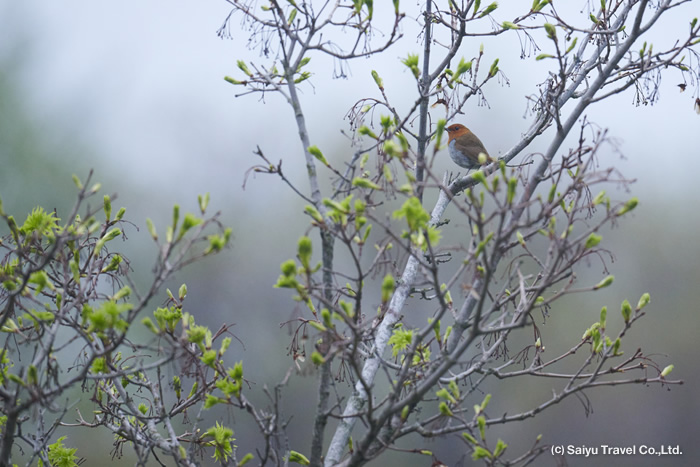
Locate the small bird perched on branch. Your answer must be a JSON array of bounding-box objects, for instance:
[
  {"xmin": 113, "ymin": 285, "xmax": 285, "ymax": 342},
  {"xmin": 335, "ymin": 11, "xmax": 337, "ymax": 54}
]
[{"xmin": 445, "ymin": 123, "xmax": 492, "ymax": 170}]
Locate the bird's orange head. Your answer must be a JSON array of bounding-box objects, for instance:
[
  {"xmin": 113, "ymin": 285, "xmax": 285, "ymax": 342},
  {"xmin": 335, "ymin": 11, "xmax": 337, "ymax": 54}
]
[{"xmin": 445, "ymin": 123, "xmax": 473, "ymax": 143}]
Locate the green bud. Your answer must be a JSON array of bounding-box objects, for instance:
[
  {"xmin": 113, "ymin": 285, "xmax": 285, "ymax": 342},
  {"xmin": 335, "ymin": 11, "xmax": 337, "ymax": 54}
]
[
  {"xmin": 593, "ymin": 275, "xmax": 614, "ymax": 290},
  {"xmin": 478, "ymin": 2, "xmax": 498, "ymax": 18},
  {"xmin": 307, "ymin": 145, "xmax": 328, "ymax": 165},
  {"xmin": 237, "ymin": 60, "xmax": 252, "ymax": 76},
  {"xmin": 371, "ymin": 70, "xmax": 384, "ymax": 90},
  {"xmin": 477, "ymin": 415, "xmax": 486, "ymax": 440},
  {"xmin": 599, "ymin": 306, "xmax": 607, "ymax": 329},
  {"xmin": 585, "ymin": 233, "xmax": 602, "ymax": 249},
  {"xmin": 115, "ymin": 207, "xmax": 126, "ymax": 221},
  {"xmin": 636, "ymin": 293, "xmax": 650, "ymax": 310},
  {"xmin": 566, "ymin": 36, "xmax": 579, "ymax": 54},
  {"xmin": 592, "ymin": 190, "xmax": 606, "ymax": 205},
  {"xmin": 532, "ymin": 0, "xmax": 549, "ymax": 12},
  {"xmin": 493, "ymin": 439, "xmax": 507, "ymax": 458},
  {"xmin": 311, "ymin": 351, "xmax": 325, "ymax": 365},
  {"xmin": 321, "ymin": 308, "xmax": 332, "ymax": 327},
  {"xmin": 480, "ymin": 393, "xmax": 492, "ymax": 411},
  {"xmin": 281, "ymin": 259, "xmax": 297, "ymax": 277},
  {"xmin": 104, "ymin": 195, "xmax": 112, "ymax": 222},
  {"xmin": 437, "ymin": 388, "xmax": 457, "ymax": 405},
  {"xmin": 544, "ymin": 22, "xmax": 557, "ymax": 40},
  {"xmin": 439, "ymin": 402, "xmax": 453, "ymax": 417},
  {"xmin": 198, "ymin": 192, "xmax": 210, "ymax": 213},
  {"xmin": 142, "ymin": 317, "xmax": 159, "ymax": 334},
  {"xmin": 146, "ymin": 218, "xmax": 157, "ymax": 240},
  {"xmin": 304, "ymin": 205, "xmax": 324, "ymax": 223},
  {"xmin": 172, "ymin": 204, "xmax": 180, "ymax": 233},
  {"xmin": 383, "ymin": 164, "xmax": 393, "ymax": 182},
  {"xmin": 358, "ymin": 125, "xmax": 378, "ymax": 139},
  {"xmin": 308, "ymin": 321, "xmax": 327, "ymax": 332},
  {"xmin": 435, "ymin": 119, "xmax": 447, "ymax": 148},
  {"xmin": 471, "ymin": 170, "xmax": 487, "ymax": 185},
  {"xmin": 660, "ymin": 364, "xmax": 674, "ymax": 377},
  {"xmin": 383, "ymin": 140, "xmax": 400, "ymax": 158},
  {"xmin": 612, "ymin": 338, "xmax": 622, "ymax": 355},
  {"xmin": 621, "ymin": 299, "xmax": 632, "ymax": 322},
  {"xmin": 298, "ymin": 236, "xmax": 312, "ymax": 270},
  {"xmin": 616, "ymin": 197, "xmax": 638, "ymax": 216},
  {"xmin": 381, "ymin": 274, "xmax": 395, "ymax": 303},
  {"xmin": 288, "ymin": 450, "xmax": 310, "ymax": 465},
  {"xmin": 352, "ymin": 177, "xmax": 381, "ymax": 190},
  {"xmin": 488, "ymin": 58, "xmax": 500, "ymax": 77}
]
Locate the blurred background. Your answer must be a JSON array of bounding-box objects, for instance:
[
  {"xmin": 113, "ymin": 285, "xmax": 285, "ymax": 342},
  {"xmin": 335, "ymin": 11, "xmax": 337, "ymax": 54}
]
[{"xmin": 1, "ymin": 1, "xmax": 698, "ymax": 466}]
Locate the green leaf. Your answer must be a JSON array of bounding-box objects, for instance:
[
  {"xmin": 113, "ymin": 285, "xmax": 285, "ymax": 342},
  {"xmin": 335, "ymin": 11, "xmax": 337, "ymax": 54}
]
[
  {"xmin": 287, "ymin": 8, "xmax": 297, "ymax": 24},
  {"xmin": 388, "ymin": 327, "xmax": 414, "ymax": 357},
  {"xmin": 393, "ymin": 197, "xmax": 430, "ymax": 232},
  {"xmin": 47, "ymin": 436, "xmax": 79, "ymax": 467},
  {"xmin": 401, "ymin": 53, "xmax": 420, "ymax": 79}
]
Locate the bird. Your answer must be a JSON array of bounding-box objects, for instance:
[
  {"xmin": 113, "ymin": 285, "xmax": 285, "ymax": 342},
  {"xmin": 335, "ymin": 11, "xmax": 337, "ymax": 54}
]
[{"xmin": 444, "ymin": 123, "xmax": 491, "ymax": 170}]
